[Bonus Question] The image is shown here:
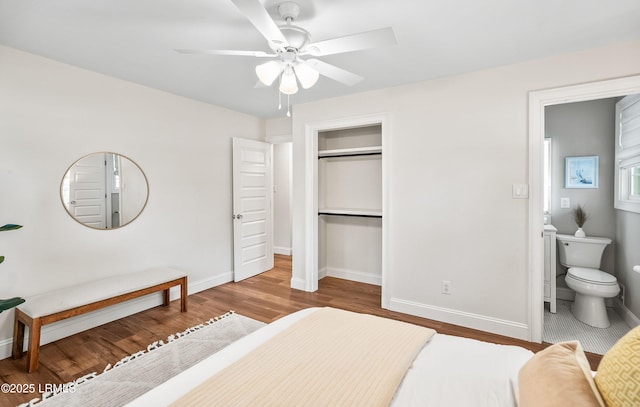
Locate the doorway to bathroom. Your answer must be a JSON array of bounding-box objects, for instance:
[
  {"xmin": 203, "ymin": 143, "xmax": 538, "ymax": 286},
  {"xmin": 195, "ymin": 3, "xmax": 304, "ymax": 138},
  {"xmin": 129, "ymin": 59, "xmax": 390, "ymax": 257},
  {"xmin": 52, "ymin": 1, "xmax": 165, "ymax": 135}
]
[
  {"xmin": 528, "ymin": 75, "xmax": 640, "ymax": 355},
  {"xmin": 542, "ymin": 98, "xmax": 633, "ymax": 355}
]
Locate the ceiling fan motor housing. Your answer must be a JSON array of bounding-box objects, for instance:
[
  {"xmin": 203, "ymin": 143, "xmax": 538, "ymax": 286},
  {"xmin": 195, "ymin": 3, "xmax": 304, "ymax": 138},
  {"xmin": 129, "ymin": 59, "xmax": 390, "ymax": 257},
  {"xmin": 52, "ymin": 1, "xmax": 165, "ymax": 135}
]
[{"xmin": 278, "ymin": 26, "xmax": 310, "ymax": 50}]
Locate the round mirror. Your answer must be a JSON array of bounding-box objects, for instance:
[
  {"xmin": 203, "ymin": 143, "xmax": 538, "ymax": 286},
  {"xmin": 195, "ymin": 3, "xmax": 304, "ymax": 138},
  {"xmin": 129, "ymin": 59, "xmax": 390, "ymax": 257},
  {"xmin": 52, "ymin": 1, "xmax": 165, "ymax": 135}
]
[{"xmin": 60, "ymin": 152, "xmax": 149, "ymax": 229}]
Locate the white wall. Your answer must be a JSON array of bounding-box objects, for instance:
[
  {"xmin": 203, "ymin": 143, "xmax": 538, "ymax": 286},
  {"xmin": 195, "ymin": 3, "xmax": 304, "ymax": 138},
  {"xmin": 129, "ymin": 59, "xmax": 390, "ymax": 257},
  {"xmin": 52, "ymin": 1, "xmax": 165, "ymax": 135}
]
[
  {"xmin": 273, "ymin": 143, "xmax": 292, "ymax": 255},
  {"xmin": 292, "ymin": 39, "xmax": 640, "ymax": 340},
  {"xmin": 0, "ymin": 45, "xmax": 264, "ymax": 356},
  {"xmin": 267, "ymin": 117, "xmax": 293, "ymax": 256},
  {"xmin": 265, "ymin": 117, "xmax": 292, "ymax": 141}
]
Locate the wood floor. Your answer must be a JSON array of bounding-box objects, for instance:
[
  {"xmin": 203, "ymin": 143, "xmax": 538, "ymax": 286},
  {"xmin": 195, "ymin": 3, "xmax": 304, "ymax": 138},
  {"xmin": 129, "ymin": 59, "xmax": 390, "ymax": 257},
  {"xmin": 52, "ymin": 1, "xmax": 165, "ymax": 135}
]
[{"xmin": 0, "ymin": 254, "xmax": 601, "ymax": 406}]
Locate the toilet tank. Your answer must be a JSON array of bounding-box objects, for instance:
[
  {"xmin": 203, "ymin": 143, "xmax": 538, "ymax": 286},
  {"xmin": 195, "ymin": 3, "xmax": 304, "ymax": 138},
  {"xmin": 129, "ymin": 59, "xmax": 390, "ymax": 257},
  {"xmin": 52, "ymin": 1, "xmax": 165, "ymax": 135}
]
[{"xmin": 556, "ymin": 234, "xmax": 612, "ymax": 268}]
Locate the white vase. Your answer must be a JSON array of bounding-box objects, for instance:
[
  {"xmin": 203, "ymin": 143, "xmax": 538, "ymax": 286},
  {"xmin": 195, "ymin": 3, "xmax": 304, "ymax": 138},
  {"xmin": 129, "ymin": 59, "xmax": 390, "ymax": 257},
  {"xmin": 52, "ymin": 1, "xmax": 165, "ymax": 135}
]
[{"xmin": 575, "ymin": 227, "xmax": 586, "ymax": 238}]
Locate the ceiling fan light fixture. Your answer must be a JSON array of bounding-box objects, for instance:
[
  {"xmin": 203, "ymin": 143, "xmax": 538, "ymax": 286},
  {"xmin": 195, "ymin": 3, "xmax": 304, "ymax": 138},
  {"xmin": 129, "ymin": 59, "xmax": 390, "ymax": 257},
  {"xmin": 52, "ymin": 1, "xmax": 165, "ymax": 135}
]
[
  {"xmin": 279, "ymin": 68, "xmax": 298, "ymax": 95},
  {"xmin": 294, "ymin": 62, "xmax": 319, "ymax": 89},
  {"xmin": 256, "ymin": 60, "xmax": 282, "ymax": 86}
]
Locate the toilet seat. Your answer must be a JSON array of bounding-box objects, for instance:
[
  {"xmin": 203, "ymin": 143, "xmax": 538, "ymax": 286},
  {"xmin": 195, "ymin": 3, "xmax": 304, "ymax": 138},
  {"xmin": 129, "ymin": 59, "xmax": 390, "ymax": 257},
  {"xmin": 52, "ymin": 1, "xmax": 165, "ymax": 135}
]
[{"xmin": 567, "ymin": 267, "xmax": 617, "ymax": 286}]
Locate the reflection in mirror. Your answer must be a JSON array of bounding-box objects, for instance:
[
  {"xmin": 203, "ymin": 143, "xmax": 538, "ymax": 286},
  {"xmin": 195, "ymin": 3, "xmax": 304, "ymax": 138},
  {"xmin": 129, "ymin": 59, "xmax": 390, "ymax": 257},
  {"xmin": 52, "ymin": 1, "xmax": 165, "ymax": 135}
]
[{"xmin": 61, "ymin": 153, "xmax": 149, "ymax": 229}]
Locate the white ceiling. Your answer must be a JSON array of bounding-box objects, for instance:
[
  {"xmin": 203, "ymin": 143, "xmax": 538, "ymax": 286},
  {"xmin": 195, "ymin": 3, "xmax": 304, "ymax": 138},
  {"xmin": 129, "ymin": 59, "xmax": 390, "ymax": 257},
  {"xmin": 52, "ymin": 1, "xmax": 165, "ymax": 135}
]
[{"xmin": 2, "ymin": 0, "xmax": 640, "ymax": 118}]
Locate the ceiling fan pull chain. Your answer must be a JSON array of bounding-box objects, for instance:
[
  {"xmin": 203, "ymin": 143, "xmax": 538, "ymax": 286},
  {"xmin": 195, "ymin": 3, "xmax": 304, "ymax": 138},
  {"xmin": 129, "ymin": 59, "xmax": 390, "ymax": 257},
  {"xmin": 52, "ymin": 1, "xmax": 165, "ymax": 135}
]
[
  {"xmin": 278, "ymin": 76, "xmax": 283, "ymax": 110},
  {"xmin": 287, "ymin": 94, "xmax": 291, "ymax": 117}
]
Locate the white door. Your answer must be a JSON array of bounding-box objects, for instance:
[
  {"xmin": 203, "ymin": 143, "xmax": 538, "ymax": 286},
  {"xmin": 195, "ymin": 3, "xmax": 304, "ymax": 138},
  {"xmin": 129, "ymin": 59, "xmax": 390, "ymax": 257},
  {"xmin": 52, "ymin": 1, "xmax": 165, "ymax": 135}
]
[
  {"xmin": 233, "ymin": 138, "xmax": 274, "ymax": 281},
  {"xmin": 66, "ymin": 153, "xmax": 107, "ymax": 228}
]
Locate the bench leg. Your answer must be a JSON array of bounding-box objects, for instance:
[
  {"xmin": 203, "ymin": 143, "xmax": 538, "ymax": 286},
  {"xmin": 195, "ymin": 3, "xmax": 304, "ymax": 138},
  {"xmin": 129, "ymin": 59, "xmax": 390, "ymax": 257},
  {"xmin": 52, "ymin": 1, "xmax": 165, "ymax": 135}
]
[
  {"xmin": 180, "ymin": 277, "xmax": 188, "ymax": 312},
  {"xmin": 26, "ymin": 318, "xmax": 42, "ymax": 373},
  {"xmin": 162, "ymin": 288, "xmax": 170, "ymax": 306},
  {"xmin": 12, "ymin": 311, "xmax": 25, "ymax": 359}
]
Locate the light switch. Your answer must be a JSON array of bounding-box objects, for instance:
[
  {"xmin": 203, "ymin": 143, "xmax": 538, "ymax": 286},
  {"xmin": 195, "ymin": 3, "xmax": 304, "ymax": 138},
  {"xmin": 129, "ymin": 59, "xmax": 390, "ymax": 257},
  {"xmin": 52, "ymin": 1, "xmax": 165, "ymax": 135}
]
[
  {"xmin": 512, "ymin": 184, "xmax": 529, "ymax": 199},
  {"xmin": 560, "ymin": 197, "xmax": 570, "ymax": 209}
]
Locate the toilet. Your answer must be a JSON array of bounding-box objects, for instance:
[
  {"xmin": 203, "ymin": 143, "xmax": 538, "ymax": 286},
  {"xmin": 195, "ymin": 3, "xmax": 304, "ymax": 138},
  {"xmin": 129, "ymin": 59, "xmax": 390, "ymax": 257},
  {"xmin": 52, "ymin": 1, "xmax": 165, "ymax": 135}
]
[{"xmin": 556, "ymin": 234, "xmax": 619, "ymax": 328}]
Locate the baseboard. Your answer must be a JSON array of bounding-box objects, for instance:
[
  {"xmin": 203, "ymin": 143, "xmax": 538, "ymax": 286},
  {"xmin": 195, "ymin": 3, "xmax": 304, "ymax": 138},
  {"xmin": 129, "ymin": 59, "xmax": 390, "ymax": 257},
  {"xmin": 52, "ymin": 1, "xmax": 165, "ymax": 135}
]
[
  {"xmin": 290, "ymin": 276, "xmax": 306, "ymax": 291},
  {"xmin": 274, "ymin": 246, "xmax": 292, "ymax": 255},
  {"xmin": 556, "ymin": 287, "xmax": 575, "ymax": 301},
  {"xmin": 190, "ymin": 272, "xmax": 233, "ymax": 294},
  {"xmin": 613, "ymin": 297, "xmax": 640, "ymax": 328},
  {"xmin": 556, "ymin": 287, "xmax": 614, "ymax": 307},
  {"xmin": 389, "ymin": 297, "xmax": 529, "ymax": 341},
  {"xmin": 324, "ymin": 267, "xmax": 381, "ymax": 286},
  {"xmin": 0, "ymin": 272, "xmax": 233, "ymax": 360}
]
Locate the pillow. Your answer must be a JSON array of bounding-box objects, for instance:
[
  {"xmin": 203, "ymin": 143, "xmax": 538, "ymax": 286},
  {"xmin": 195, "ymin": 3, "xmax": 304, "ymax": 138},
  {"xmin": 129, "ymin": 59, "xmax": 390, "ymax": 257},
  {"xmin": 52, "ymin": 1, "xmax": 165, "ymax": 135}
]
[
  {"xmin": 518, "ymin": 341, "xmax": 604, "ymax": 407},
  {"xmin": 595, "ymin": 325, "xmax": 640, "ymax": 406}
]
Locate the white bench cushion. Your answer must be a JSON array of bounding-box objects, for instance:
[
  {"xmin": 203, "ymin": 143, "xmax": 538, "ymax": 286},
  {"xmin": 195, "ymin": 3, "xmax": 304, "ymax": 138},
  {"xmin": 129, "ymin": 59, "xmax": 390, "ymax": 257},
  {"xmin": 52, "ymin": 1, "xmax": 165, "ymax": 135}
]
[{"xmin": 19, "ymin": 267, "xmax": 186, "ymax": 318}]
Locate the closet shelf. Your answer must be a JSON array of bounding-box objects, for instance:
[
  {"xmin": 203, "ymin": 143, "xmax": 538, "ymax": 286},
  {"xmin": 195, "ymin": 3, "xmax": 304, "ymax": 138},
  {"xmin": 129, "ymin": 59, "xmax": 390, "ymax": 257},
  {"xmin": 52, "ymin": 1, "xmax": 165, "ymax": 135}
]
[
  {"xmin": 318, "ymin": 208, "xmax": 382, "ymax": 218},
  {"xmin": 318, "ymin": 146, "xmax": 382, "ymax": 158}
]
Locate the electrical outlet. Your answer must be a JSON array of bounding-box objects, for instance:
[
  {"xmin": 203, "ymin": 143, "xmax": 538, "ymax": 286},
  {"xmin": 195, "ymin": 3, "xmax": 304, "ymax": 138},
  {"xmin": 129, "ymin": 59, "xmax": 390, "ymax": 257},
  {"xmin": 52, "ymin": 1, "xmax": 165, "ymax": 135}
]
[{"xmin": 441, "ymin": 280, "xmax": 452, "ymax": 295}]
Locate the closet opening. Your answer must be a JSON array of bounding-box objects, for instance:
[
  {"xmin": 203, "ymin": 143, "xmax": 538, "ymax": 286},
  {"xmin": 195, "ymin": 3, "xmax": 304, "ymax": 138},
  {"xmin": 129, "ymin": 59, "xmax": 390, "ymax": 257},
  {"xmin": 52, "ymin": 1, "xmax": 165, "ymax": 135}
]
[{"xmin": 318, "ymin": 125, "xmax": 382, "ymax": 286}]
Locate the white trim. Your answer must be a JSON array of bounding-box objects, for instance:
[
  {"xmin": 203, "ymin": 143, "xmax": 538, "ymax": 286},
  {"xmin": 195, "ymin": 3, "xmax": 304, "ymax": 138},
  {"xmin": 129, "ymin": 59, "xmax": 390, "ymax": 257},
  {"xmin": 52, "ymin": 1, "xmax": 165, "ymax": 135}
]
[
  {"xmin": 274, "ymin": 246, "xmax": 292, "ymax": 255},
  {"xmin": 290, "ymin": 276, "xmax": 306, "ymax": 291},
  {"xmin": 191, "ymin": 272, "xmax": 233, "ymax": 293},
  {"xmin": 323, "ymin": 267, "xmax": 382, "ymax": 286},
  {"xmin": 265, "ymin": 134, "xmax": 293, "ymax": 144},
  {"xmin": 556, "ymin": 286, "xmax": 575, "ymax": 301},
  {"xmin": 390, "ymin": 297, "xmax": 529, "ymax": 340},
  {"xmin": 317, "ymin": 146, "xmax": 382, "ymax": 157},
  {"xmin": 556, "ymin": 287, "xmax": 618, "ymax": 306},
  {"xmin": 303, "ymin": 113, "xmax": 391, "ymax": 301},
  {"xmin": 614, "ymin": 95, "xmax": 640, "ymax": 213},
  {"xmin": 613, "ymin": 297, "xmax": 640, "ymax": 328},
  {"xmin": 528, "ymin": 74, "xmax": 640, "ymax": 343},
  {"xmin": 0, "ymin": 272, "xmax": 233, "ymax": 360},
  {"xmin": 303, "ymin": 121, "xmax": 319, "ymax": 292}
]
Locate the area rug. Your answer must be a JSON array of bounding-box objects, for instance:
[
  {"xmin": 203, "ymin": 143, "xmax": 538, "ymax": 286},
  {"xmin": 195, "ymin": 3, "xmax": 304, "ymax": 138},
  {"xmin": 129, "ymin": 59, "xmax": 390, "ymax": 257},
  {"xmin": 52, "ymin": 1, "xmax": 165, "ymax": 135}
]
[{"xmin": 21, "ymin": 311, "xmax": 265, "ymax": 407}]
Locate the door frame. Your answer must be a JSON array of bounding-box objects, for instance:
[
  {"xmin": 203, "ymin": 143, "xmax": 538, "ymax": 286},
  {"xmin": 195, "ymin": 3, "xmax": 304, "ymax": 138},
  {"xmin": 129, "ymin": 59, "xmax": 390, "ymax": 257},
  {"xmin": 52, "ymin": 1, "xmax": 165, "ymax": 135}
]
[
  {"xmin": 266, "ymin": 134, "xmax": 293, "ymax": 256},
  {"xmin": 528, "ymin": 74, "xmax": 640, "ymax": 342},
  {"xmin": 302, "ymin": 113, "xmax": 390, "ymax": 307}
]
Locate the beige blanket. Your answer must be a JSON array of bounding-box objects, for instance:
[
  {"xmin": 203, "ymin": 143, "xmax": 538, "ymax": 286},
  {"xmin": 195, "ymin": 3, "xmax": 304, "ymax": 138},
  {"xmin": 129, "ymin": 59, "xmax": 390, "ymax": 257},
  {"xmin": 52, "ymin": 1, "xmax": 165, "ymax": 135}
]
[{"xmin": 173, "ymin": 307, "xmax": 435, "ymax": 406}]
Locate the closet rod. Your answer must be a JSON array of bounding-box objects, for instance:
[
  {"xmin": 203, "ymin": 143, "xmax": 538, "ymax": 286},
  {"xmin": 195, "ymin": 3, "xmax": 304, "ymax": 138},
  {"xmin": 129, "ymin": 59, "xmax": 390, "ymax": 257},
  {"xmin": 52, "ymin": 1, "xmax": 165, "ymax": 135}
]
[
  {"xmin": 318, "ymin": 152, "xmax": 382, "ymax": 159},
  {"xmin": 318, "ymin": 212, "xmax": 382, "ymax": 218}
]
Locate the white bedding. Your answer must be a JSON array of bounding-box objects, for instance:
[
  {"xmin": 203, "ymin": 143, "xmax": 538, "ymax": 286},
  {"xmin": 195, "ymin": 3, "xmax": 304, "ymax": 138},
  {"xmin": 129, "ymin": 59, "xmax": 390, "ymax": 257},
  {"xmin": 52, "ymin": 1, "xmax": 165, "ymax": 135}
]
[{"xmin": 127, "ymin": 308, "xmax": 533, "ymax": 407}]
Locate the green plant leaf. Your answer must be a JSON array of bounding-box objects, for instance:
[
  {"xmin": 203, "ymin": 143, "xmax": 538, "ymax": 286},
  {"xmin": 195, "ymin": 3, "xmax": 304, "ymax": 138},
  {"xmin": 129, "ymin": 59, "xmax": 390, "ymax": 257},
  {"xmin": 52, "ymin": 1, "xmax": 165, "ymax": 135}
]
[
  {"xmin": 0, "ymin": 224, "xmax": 22, "ymax": 265},
  {"xmin": 0, "ymin": 224, "xmax": 22, "ymax": 232}
]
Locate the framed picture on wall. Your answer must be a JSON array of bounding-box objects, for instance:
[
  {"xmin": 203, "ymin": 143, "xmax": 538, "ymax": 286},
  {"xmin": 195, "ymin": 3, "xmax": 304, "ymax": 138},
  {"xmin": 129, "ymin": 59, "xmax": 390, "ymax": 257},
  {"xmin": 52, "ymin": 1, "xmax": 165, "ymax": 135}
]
[{"xmin": 565, "ymin": 155, "xmax": 599, "ymax": 188}]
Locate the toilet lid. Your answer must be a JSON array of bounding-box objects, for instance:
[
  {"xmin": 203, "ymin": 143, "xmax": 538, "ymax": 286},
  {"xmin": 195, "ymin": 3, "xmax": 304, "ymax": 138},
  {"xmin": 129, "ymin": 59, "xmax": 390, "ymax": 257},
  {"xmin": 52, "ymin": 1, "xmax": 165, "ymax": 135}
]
[{"xmin": 568, "ymin": 267, "xmax": 617, "ymax": 285}]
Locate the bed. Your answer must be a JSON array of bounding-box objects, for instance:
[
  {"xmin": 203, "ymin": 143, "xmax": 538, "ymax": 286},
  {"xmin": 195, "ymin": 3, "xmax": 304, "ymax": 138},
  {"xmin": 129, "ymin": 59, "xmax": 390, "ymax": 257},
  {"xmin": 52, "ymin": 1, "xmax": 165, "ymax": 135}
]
[
  {"xmin": 125, "ymin": 306, "xmax": 639, "ymax": 407},
  {"xmin": 126, "ymin": 307, "xmax": 533, "ymax": 406}
]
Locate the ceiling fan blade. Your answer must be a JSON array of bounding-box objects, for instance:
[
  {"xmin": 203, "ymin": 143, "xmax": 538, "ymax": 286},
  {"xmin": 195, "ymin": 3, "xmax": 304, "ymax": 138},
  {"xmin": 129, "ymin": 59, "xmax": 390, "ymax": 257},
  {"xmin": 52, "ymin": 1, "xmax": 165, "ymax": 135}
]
[
  {"xmin": 231, "ymin": 0, "xmax": 288, "ymax": 49},
  {"xmin": 304, "ymin": 59, "xmax": 364, "ymax": 86},
  {"xmin": 303, "ymin": 27, "xmax": 397, "ymax": 56},
  {"xmin": 174, "ymin": 49, "xmax": 276, "ymax": 57}
]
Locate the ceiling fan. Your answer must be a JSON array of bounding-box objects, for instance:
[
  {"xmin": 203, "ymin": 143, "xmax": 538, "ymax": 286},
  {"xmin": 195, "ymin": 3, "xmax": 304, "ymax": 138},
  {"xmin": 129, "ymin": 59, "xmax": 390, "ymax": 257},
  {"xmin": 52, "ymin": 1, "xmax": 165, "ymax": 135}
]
[{"xmin": 176, "ymin": 0, "xmax": 397, "ymax": 115}]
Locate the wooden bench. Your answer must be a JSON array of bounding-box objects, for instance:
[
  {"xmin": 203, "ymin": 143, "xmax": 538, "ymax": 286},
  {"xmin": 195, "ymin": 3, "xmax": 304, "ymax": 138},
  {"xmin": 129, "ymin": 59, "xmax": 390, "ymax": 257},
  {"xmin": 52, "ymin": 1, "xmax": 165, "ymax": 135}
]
[{"xmin": 12, "ymin": 267, "xmax": 188, "ymax": 373}]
